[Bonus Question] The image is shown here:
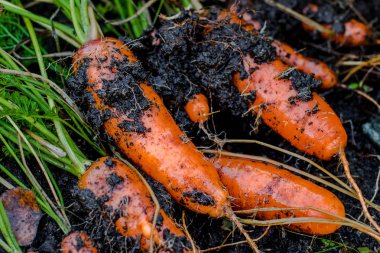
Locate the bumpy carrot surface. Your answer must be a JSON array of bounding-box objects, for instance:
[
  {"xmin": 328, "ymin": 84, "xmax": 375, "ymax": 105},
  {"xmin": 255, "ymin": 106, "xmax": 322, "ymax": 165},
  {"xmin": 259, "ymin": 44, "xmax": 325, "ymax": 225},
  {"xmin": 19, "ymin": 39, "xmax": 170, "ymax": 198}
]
[
  {"xmin": 185, "ymin": 93, "xmax": 210, "ymax": 123},
  {"xmin": 233, "ymin": 57, "xmax": 347, "ymax": 160},
  {"xmin": 61, "ymin": 232, "xmax": 97, "ymax": 253},
  {"xmin": 212, "ymin": 156, "xmax": 345, "ymax": 235},
  {"xmin": 72, "ymin": 38, "xmax": 228, "ymax": 218},
  {"xmin": 79, "ymin": 157, "xmax": 194, "ymax": 252}
]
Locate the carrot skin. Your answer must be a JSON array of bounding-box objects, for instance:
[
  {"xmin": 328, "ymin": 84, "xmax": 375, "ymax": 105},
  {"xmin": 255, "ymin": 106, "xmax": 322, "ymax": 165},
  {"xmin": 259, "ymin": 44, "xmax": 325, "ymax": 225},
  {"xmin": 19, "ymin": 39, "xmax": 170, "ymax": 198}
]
[
  {"xmin": 79, "ymin": 157, "xmax": 194, "ymax": 252},
  {"xmin": 61, "ymin": 232, "xmax": 97, "ymax": 253},
  {"xmin": 185, "ymin": 93, "xmax": 210, "ymax": 123},
  {"xmin": 233, "ymin": 57, "xmax": 347, "ymax": 160},
  {"xmin": 211, "ymin": 156, "xmax": 345, "ymax": 235},
  {"xmin": 271, "ymin": 40, "xmax": 337, "ymax": 89},
  {"xmin": 72, "ymin": 38, "xmax": 229, "ymax": 218}
]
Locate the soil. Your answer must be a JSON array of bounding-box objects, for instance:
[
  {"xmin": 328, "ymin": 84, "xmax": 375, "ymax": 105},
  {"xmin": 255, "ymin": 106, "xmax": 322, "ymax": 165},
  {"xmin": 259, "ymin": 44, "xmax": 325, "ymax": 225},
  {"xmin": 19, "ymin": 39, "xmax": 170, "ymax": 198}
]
[{"xmin": 1, "ymin": 0, "xmax": 379, "ymax": 252}]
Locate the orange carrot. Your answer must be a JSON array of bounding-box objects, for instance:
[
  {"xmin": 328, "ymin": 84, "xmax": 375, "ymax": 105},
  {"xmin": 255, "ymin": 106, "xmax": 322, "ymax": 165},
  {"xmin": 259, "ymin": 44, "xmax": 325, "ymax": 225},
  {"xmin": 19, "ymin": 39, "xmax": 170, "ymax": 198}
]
[
  {"xmin": 302, "ymin": 4, "xmax": 372, "ymax": 47},
  {"xmin": 72, "ymin": 37, "xmax": 259, "ymax": 251},
  {"xmin": 185, "ymin": 93, "xmax": 210, "ymax": 123},
  {"xmin": 211, "ymin": 156, "xmax": 345, "ymax": 235},
  {"xmin": 233, "ymin": 57, "xmax": 347, "ymax": 160},
  {"xmin": 61, "ymin": 232, "xmax": 97, "ymax": 253},
  {"xmin": 271, "ymin": 40, "xmax": 337, "ymax": 89},
  {"xmin": 79, "ymin": 157, "xmax": 194, "ymax": 252}
]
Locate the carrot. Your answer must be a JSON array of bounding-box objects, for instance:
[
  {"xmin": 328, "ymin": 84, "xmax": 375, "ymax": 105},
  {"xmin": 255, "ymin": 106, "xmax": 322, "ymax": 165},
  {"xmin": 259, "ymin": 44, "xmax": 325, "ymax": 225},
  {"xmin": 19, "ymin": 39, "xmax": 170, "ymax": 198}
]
[
  {"xmin": 302, "ymin": 4, "xmax": 372, "ymax": 47},
  {"xmin": 210, "ymin": 156, "xmax": 345, "ymax": 235},
  {"xmin": 72, "ymin": 37, "xmax": 259, "ymax": 251},
  {"xmin": 233, "ymin": 57, "xmax": 347, "ymax": 160},
  {"xmin": 208, "ymin": 7, "xmax": 347, "ymax": 161},
  {"xmin": 271, "ymin": 40, "xmax": 337, "ymax": 89},
  {"xmin": 61, "ymin": 232, "xmax": 97, "ymax": 253},
  {"xmin": 221, "ymin": 9, "xmax": 338, "ymax": 89},
  {"xmin": 79, "ymin": 157, "xmax": 194, "ymax": 252},
  {"xmin": 185, "ymin": 93, "xmax": 210, "ymax": 123}
]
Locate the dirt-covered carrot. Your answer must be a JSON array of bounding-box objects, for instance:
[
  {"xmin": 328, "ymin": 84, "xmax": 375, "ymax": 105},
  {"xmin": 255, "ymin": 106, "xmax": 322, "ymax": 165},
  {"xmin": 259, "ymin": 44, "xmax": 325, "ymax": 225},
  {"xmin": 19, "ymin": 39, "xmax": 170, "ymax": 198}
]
[
  {"xmin": 61, "ymin": 232, "xmax": 97, "ymax": 253},
  {"xmin": 71, "ymin": 37, "xmax": 259, "ymax": 251},
  {"xmin": 302, "ymin": 4, "xmax": 372, "ymax": 47},
  {"xmin": 211, "ymin": 156, "xmax": 345, "ymax": 235},
  {"xmin": 185, "ymin": 93, "xmax": 210, "ymax": 123},
  {"xmin": 233, "ymin": 57, "xmax": 347, "ymax": 160},
  {"xmin": 79, "ymin": 157, "xmax": 193, "ymax": 252}
]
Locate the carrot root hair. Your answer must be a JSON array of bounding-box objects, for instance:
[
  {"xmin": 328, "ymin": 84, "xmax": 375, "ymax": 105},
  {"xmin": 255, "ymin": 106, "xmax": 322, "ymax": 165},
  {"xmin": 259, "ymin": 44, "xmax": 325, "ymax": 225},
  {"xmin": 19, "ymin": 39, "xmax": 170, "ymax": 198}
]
[
  {"xmin": 224, "ymin": 207, "xmax": 260, "ymax": 253},
  {"xmin": 340, "ymin": 148, "xmax": 380, "ymax": 234}
]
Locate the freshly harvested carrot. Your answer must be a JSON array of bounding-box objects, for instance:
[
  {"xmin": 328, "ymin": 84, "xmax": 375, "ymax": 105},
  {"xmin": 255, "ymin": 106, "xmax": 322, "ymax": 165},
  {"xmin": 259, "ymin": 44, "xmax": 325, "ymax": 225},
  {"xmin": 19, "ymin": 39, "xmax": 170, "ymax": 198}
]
[
  {"xmin": 211, "ymin": 156, "xmax": 345, "ymax": 235},
  {"xmin": 72, "ymin": 38, "xmax": 259, "ymax": 251},
  {"xmin": 79, "ymin": 157, "xmax": 193, "ymax": 252},
  {"xmin": 220, "ymin": 9, "xmax": 338, "ymax": 89},
  {"xmin": 271, "ymin": 40, "xmax": 337, "ymax": 89},
  {"xmin": 233, "ymin": 57, "xmax": 347, "ymax": 160},
  {"xmin": 61, "ymin": 232, "xmax": 97, "ymax": 253},
  {"xmin": 185, "ymin": 93, "xmax": 210, "ymax": 123},
  {"xmin": 302, "ymin": 4, "xmax": 372, "ymax": 47}
]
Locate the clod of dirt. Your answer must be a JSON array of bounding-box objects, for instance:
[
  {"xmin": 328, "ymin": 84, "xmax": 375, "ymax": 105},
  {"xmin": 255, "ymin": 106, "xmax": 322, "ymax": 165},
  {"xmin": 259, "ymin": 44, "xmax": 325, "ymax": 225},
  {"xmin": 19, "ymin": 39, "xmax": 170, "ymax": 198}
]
[
  {"xmin": 279, "ymin": 68, "xmax": 320, "ymax": 102},
  {"xmin": 129, "ymin": 9, "xmax": 276, "ymax": 131},
  {"xmin": 1, "ymin": 188, "xmax": 42, "ymax": 246}
]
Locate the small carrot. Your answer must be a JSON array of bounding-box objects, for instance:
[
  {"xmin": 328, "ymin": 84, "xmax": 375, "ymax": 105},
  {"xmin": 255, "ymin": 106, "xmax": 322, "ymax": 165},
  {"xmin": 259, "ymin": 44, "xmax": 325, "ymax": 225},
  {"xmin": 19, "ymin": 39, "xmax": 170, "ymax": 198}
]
[
  {"xmin": 302, "ymin": 4, "xmax": 372, "ymax": 47},
  {"xmin": 61, "ymin": 232, "xmax": 97, "ymax": 253},
  {"xmin": 211, "ymin": 156, "xmax": 345, "ymax": 235},
  {"xmin": 71, "ymin": 37, "xmax": 259, "ymax": 252},
  {"xmin": 79, "ymin": 157, "xmax": 194, "ymax": 252},
  {"xmin": 185, "ymin": 93, "xmax": 210, "ymax": 123}
]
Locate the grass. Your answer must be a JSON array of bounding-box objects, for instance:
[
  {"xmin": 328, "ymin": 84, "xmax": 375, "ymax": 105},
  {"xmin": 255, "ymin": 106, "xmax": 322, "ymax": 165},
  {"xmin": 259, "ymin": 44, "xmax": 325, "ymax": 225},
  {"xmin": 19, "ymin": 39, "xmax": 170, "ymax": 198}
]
[{"xmin": 0, "ymin": 200, "xmax": 22, "ymax": 253}]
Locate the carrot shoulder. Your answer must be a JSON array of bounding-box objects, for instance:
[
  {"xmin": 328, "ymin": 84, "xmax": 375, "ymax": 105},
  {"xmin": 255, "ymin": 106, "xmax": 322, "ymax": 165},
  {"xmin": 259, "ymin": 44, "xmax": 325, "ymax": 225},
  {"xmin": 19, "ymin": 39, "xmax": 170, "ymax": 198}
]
[{"xmin": 211, "ymin": 156, "xmax": 345, "ymax": 235}]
